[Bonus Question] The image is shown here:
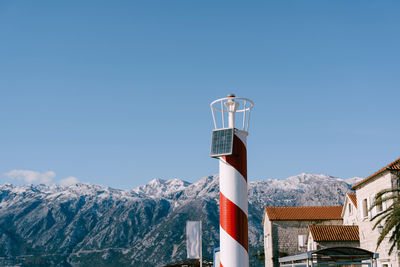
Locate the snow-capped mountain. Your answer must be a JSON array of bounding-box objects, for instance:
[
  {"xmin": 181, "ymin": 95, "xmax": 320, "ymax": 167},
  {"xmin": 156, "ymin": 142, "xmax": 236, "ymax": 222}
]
[
  {"xmin": 133, "ymin": 178, "xmax": 191, "ymax": 198},
  {"xmin": 342, "ymin": 176, "xmax": 363, "ymax": 185},
  {"xmin": 0, "ymin": 174, "xmax": 354, "ymax": 266}
]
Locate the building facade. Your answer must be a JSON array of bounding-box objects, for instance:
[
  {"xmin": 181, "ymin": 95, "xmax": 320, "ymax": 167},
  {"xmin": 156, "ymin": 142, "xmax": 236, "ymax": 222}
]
[
  {"xmin": 352, "ymin": 158, "xmax": 400, "ymax": 267},
  {"xmin": 341, "ymin": 193, "xmax": 358, "ymax": 226},
  {"xmin": 263, "ymin": 206, "xmax": 343, "ymax": 267},
  {"xmin": 263, "ymin": 157, "xmax": 400, "ymax": 267}
]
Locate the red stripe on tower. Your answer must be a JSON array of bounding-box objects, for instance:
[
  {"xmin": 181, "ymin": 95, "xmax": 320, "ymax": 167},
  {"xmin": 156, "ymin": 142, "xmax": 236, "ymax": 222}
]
[
  {"xmin": 221, "ymin": 135, "xmax": 247, "ymax": 181},
  {"xmin": 219, "ymin": 192, "xmax": 249, "ymax": 252}
]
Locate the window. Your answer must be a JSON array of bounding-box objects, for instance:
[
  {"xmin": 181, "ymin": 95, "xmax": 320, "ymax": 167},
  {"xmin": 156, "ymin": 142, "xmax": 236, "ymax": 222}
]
[
  {"xmin": 298, "ymin": 234, "xmax": 306, "ymax": 251},
  {"xmin": 362, "ymin": 198, "xmax": 369, "ymax": 218},
  {"xmin": 348, "ymin": 203, "xmax": 352, "ymax": 214},
  {"xmin": 376, "ymin": 195, "xmax": 383, "ymax": 213}
]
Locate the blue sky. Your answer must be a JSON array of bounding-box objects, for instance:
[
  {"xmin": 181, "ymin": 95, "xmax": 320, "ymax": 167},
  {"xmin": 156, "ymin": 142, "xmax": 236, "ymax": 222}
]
[{"xmin": 0, "ymin": 1, "xmax": 399, "ymax": 189}]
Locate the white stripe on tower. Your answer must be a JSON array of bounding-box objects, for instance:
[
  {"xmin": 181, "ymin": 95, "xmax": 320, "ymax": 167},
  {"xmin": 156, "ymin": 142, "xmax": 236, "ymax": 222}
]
[
  {"xmin": 219, "ymin": 130, "xmax": 248, "ymax": 267},
  {"xmin": 219, "ymin": 227, "xmax": 249, "ymax": 267}
]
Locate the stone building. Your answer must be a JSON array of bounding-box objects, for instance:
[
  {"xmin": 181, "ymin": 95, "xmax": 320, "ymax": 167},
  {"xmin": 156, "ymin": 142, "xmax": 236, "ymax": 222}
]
[
  {"xmin": 266, "ymin": 157, "xmax": 400, "ymax": 267},
  {"xmin": 351, "ymin": 157, "xmax": 400, "ymax": 267},
  {"xmin": 306, "ymin": 224, "xmax": 359, "ymax": 251},
  {"xmin": 262, "ymin": 206, "xmax": 343, "ymax": 267}
]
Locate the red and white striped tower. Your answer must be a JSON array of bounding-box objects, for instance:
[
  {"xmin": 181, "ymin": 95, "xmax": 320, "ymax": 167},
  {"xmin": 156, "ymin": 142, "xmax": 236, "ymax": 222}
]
[{"xmin": 210, "ymin": 95, "xmax": 254, "ymax": 267}]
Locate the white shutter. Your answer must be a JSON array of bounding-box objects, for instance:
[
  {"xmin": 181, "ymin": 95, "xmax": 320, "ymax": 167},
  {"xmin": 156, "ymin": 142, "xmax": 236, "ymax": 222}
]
[
  {"xmin": 362, "ymin": 198, "xmax": 368, "ymax": 219},
  {"xmin": 298, "ymin": 235, "xmax": 306, "ymax": 250}
]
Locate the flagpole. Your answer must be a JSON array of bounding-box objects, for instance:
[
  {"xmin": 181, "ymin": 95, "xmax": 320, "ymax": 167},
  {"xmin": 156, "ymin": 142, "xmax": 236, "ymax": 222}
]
[{"xmin": 200, "ymin": 221, "xmax": 202, "ymax": 267}]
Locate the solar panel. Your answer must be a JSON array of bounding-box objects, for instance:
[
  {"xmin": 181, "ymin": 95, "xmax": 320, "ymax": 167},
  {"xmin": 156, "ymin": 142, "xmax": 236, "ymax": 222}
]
[{"xmin": 210, "ymin": 128, "xmax": 234, "ymax": 158}]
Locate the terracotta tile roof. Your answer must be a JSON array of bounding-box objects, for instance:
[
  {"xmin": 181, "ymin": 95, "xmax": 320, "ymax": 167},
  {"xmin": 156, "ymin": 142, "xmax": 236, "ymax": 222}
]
[
  {"xmin": 347, "ymin": 193, "xmax": 357, "ymax": 208},
  {"xmin": 309, "ymin": 225, "xmax": 359, "ymax": 242},
  {"xmin": 352, "ymin": 158, "xmax": 400, "ymax": 190},
  {"xmin": 264, "ymin": 206, "xmax": 343, "ymax": 221}
]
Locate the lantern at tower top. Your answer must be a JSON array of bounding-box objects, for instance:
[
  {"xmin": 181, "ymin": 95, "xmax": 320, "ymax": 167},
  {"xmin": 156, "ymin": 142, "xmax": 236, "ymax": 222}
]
[
  {"xmin": 210, "ymin": 94, "xmax": 254, "ymax": 133},
  {"xmin": 210, "ymin": 94, "xmax": 254, "ymax": 158}
]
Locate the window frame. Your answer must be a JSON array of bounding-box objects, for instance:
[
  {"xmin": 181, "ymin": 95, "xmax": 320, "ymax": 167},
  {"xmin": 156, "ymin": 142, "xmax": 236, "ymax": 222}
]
[{"xmin": 375, "ymin": 194, "xmax": 383, "ymax": 213}]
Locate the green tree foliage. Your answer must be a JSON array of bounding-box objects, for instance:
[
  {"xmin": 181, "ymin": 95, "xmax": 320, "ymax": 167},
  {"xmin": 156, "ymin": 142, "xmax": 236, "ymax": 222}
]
[{"xmin": 370, "ymin": 186, "xmax": 400, "ymax": 255}]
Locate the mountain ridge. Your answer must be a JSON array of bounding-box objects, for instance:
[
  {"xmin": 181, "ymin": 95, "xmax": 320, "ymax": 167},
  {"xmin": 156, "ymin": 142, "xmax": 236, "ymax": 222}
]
[{"xmin": 0, "ymin": 173, "xmax": 356, "ymax": 266}]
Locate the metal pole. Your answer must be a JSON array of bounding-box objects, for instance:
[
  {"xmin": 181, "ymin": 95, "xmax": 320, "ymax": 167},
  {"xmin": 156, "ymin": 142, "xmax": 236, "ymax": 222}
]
[{"xmin": 200, "ymin": 221, "xmax": 202, "ymax": 267}]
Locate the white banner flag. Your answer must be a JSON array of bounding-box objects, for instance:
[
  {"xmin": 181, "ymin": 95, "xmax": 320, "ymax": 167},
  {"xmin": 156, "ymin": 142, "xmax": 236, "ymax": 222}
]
[{"xmin": 186, "ymin": 221, "xmax": 201, "ymax": 259}]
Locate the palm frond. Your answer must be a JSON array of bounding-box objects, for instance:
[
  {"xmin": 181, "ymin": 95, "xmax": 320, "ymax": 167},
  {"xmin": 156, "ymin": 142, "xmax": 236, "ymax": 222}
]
[{"xmin": 370, "ymin": 186, "xmax": 400, "ymax": 254}]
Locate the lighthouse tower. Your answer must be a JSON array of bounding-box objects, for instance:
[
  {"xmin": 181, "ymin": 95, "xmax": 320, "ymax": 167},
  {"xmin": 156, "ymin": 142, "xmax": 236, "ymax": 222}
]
[{"xmin": 210, "ymin": 94, "xmax": 254, "ymax": 267}]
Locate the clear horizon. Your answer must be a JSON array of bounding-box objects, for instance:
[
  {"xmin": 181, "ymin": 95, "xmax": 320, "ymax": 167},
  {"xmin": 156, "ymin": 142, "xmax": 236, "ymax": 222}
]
[
  {"xmin": 1, "ymin": 1, "xmax": 399, "ymax": 189},
  {"xmin": 0, "ymin": 172, "xmax": 362, "ymax": 190}
]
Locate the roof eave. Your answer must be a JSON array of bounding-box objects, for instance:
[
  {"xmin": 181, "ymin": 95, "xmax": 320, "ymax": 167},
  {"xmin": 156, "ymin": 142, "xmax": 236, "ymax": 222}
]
[
  {"xmin": 351, "ymin": 168, "xmax": 390, "ymax": 190},
  {"xmin": 314, "ymin": 239, "xmax": 359, "ymax": 242},
  {"xmin": 269, "ymin": 218, "xmax": 343, "ymax": 221},
  {"xmin": 352, "ymin": 157, "xmax": 400, "ymax": 190}
]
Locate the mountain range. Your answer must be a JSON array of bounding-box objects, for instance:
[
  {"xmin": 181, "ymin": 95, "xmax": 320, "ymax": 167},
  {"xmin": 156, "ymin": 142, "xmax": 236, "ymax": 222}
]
[{"xmin": 0, "ymin": 173, "xmax": 361, "ymax": 266}]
